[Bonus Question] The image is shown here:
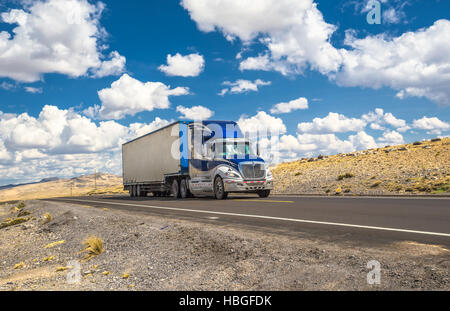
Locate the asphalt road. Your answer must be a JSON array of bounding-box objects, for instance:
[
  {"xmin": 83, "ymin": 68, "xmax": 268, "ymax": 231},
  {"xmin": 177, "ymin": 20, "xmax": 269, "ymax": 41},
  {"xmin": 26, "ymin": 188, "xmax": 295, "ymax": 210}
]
[{"xmin": 46, "ymin": 195, "xmax": 450, "ymax": 247}]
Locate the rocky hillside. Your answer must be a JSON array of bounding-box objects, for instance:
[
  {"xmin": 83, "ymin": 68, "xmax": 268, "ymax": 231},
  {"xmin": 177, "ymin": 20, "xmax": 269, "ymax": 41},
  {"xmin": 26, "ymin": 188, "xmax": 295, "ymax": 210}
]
[
  {"xmin": 272, "ymin": 138, "xmax": 449, "ymax": 196},
  {"xmin": 0, "ymin": 174, "xmax": 126, "ymax": 203}
]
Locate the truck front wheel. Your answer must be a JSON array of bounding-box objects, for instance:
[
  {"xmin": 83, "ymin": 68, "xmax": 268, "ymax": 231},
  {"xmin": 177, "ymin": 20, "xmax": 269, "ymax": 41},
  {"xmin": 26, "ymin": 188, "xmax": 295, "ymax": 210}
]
[
  {"xmin": 171, "ymin": 180, "xmax": 180, "ymax": 199},
  {"xmin": 214, "ymin": 176, "xmax": 228, "ymax": 200},
  {"xmin": 257, "ymin": 190, "xmax": 271, "ymax": 198}
]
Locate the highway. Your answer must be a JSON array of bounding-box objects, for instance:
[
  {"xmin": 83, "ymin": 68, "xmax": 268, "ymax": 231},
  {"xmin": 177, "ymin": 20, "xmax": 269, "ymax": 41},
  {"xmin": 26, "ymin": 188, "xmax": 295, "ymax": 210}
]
[{"xmin": 46, "ymin": 195, "xmax": 450, "ymax": 247}]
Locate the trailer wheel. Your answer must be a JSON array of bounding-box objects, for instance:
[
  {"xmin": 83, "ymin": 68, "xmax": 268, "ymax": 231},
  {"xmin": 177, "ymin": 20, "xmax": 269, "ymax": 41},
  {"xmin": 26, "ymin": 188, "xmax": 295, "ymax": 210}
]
[
  {"xmin": 171, "ymin": 179, "xmax": 180, "ymax": 199},
  {"xmin": 136, "ymin": 185, "xmax": 141, "ymax": 197},
  {"xmin": 180, "ymin": 179, "xmax": 190, "ymax": 199},
  {"xmin": 214, "ymin": 176, "xmax": 228, "ymax": 200}
]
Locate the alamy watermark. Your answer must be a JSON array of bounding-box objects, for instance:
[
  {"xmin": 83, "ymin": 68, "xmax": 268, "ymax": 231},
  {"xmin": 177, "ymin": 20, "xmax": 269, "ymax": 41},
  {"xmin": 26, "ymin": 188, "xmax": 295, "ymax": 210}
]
[
  {"xmin": 367, "ymin": 260, "xmax": 381, "ymax": 285},
  {"xmin": 66, "ymin": 260, "xmax": 81, "ymax": 284},
  {"xmin": 366, "ymin": 0, "xmax": 381, "ymax": 25}
]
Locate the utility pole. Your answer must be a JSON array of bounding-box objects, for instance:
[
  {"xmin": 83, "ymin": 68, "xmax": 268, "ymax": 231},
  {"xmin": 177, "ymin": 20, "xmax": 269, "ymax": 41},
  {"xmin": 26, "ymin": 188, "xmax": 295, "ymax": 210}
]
[
  {"xmin": 70, "ymin": 181, "xmax": 73, "ymax": 197},
  {"xmin": 94, "ymin": 169, "xmax": 97, "ymax": 190}
]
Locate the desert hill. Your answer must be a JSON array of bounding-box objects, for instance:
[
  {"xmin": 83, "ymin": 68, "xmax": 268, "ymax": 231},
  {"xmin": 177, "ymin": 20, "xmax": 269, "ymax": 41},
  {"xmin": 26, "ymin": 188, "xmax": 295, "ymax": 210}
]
[
  {"xmin": 0, "ymin": 173, "xmax": 126, "ymax": 203},
  {"xmin": 272, "ymin": 137, "xmax": 449, "ymax": 195}
]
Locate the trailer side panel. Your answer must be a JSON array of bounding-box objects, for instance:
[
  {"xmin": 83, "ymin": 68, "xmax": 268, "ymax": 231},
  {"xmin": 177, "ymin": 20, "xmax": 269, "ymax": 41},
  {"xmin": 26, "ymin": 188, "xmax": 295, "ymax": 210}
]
[{"xmin": 123, "ymin": 123, "xmax": 181, "ymax": 184}]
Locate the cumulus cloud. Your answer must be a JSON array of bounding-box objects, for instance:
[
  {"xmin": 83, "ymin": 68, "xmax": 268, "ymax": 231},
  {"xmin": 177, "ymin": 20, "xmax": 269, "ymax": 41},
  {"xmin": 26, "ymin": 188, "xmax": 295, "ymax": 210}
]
[
  {"xmin": 412, "ymin": 116, "xmax": 450, "ymax": 135},
  {"xmin": 176, "ymin": 105, "xmax": 214, "ymax": 120},
  {"xmin": 91, "ymin": 51, "xmax": 127, "ymax": 78},
  {"xmin": 297, "ymin": 112, "xmax": 367, "ymax": 134},
  {"xmin": 270, "ymin": 97, "xmax": 308, "ymax": 114},
  {"xmin": 336, "ymin": 20, "xmax": 450, "ymax": 105},
  {"xmin": 362, "ymin": 108, "xmax": 409, "ymax": 132},
  {"xmin": 158, "ymin": 53, "xmax": 205, "ymax": 77},
  {"xmin": 128, "ymin": 118, "xmax": 174, "ymax": 137},
  {"xmin": 0, "ymin": 0, "xmax": 125, "ymax": 82},
  {"xmin": 86, "ymin": 74, "xmax": 190, "ymax": 120},
  {"xmin": 348, "ymin": 131, "xmax": 378, "ymax": 150},
  {"xmin": 219, "ymin": 79, "xmax": 271, "ymax": 96},
  {"xmin": 0, "ymin": 105, "xmax": 172, "ymax": 184},
  {"xmin": 182, "ymin": 1, "xmax": 450, "ymax": 105},
  {"xmin": 278, "ymin": 133, "xmax": 355, "ymax": 160},
  {"xmin": 237, "ymin": 111, "xmax": 287, "ymax": 136},
  {"xmin": 378, "ymin": 130, "xmax": 405, "ymax": 146},
  {"xmin": 181, "ymin": 0, "xmax": 342, "ymax": 75}
]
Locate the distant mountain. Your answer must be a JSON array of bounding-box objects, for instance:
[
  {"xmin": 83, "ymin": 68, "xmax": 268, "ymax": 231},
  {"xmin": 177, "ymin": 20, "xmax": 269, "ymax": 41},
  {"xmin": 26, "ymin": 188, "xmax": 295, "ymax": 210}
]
[{"xmin": 0, "ymin": 177, "xmax": 60, "ymax": 190}]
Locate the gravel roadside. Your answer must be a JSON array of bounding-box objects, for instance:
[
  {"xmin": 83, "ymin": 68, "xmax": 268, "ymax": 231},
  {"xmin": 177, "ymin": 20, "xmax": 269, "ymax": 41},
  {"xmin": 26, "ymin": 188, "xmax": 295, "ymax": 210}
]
[{"xmin": 0, "ymin": 200, "xmax": 449, "ymax": 291}]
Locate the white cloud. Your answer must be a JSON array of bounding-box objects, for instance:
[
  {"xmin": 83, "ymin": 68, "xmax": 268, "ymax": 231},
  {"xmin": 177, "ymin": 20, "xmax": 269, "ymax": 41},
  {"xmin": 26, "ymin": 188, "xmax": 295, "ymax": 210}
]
[
  {"xmin": 378, "ymin": 130, "xmax": 405, "ymax": 146},
  {"xmin": 0, "ymin": 0, "xmax": 125, "ymax": 82},
  {"xmin": 0, "ymin": 82, "xmax": 15, "ymax": 90},
  {"xmin": 237, "ymin": 111, "xmax": 287, "ymax": 136},
  {"xmin": 91, "ymin": 51, "xmax": 126, "ymax": 78},
  {"xmin": 362, "ymin": 108, "xmax": 409, "ymax": 132},
  {"xmin": 0, "ymin": 105, "xmax": 172, "ymax": 184},
  {"xmin": 238, "ymin": 54, "xmax": 290, "ymax": 75},
  {"xmin": 349, "ymin": 131, "xmax": 378, "ymax": 150},
  {"xmin": 158, "ymin": 53, "xmax": 205, "ymax": 77},
  {"xmin": 181, "ymin": 0, "xmax": 342, "ymax": 75},
  {"xmin": 270, "ymin": 97, "xmax": 308, "ymax": 114},
  {"xmin": 24, "ymin": 86, "xmax": 42, "ymax": 94},
  {"xmin": 176, "ymin": 105, "xmax": 214, "ymax": 120},
  {"xmin": 383, "ymin": 7, "xmax": 404, "ymax": 24},
  {"xmin": 336, "ymin": 20, "xmax": 450, "ymax": 105},
  {"xmin": 412, "ymin": 116, "xmax": 449, "ymax": 135},
  {"xmin": 87, "ymin": 74, "xmax": 190, "ymax": 120},
  {"xmin": 297, "ymin": 112, "xmax": 367, "ymax": 134},
  {"xmin": 128, "ymin": 118, "xmax": 173, "ymax": 137},
  {"xmin": 278, "ymin": 133, "xmax": 355, "ymax": 159},
  {"xmin": 219, "ymin": 79, "xmax": 271, "ymax": 96},
  {"xmin": 182, "ymin": 1, "xmax": 450, "ymax": 105}
]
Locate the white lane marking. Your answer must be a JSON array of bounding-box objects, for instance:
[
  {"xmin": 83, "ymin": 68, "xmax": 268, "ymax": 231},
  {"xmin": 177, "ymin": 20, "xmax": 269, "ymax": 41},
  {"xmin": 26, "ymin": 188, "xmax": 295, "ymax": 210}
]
[
  {"xmin": 271, "ymin": 195, "xmax": 450, "ymax": 200},
  {"xmin": 51, "ymin": 198, "xmax": 450, "ymax": 238}
]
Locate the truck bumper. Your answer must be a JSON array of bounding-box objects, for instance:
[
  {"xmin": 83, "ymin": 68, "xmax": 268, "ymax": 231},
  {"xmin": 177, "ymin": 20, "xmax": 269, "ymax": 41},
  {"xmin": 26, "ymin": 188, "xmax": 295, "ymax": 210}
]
[{"xmin": 223, "ymin": 179, "xmax": 274, "ymax": 192}]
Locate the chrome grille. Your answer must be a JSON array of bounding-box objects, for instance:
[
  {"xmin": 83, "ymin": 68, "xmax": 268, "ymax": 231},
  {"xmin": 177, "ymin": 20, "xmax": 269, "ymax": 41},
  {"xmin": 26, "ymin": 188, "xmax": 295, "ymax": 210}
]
[{"xmin": 240, "ymin": 163, "xmax": 265, "ymax": 179}]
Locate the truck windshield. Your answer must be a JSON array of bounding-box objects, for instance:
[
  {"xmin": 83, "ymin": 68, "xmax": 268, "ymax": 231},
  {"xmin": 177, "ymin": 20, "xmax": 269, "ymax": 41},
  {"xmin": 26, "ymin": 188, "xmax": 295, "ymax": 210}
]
[{"xmin": 216, "ymin": 141, "xmax": 255, "ymax": 157}]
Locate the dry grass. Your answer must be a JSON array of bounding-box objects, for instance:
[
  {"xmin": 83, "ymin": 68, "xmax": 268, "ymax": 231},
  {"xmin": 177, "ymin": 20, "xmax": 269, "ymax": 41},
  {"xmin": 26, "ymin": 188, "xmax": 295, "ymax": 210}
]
[
  {"xmin": 81, "ymin": 236, "xmax": 104, "ymax": 261},
  {"xmin": 0, "ymin": 217, "xmax": 30, "ymax": 229},
  {"xmin": 42, "ymin": 213, "xmax": 52, "ymax": 224},
  {"xmin": 44, "ymin": 240, "xmax": 66, "ymax": 249}
]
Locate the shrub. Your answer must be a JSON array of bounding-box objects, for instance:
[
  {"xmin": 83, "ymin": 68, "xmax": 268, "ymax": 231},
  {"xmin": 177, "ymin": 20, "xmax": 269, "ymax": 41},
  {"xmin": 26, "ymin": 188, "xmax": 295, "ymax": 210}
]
[
  {"xmin": 81, "ymin": 236, "xmax": 104, "ymax": 261},
  {"xmin": 17, "ymin": 210, "xmax": 31, "ymax": 217},
  {"xmin": 42, "ymin": 213, "xmax": 52, "ymax": 224},
  {"xmin": 413, "ymin": 141, "xmax": 422, "ymax": 146},
  {"xmin": 0, "ymin": 217, "xmax": 30, "ymax": 229},
  {"xmin": 431, "ymin": 138, "xmax": 441, "ymax": 142},
  {"xmin": 371, "ymin": 181, "xmax": 382, "ymax": 188},
  {"xmin": 44, "ymin": 240, "xmax": 66, "ymax": 249},
  {"xmin": 338, "ymin": 173, "xmax": 354, "ymax": 181},
  {"xmin": 17, "ymin": 202, "xmax": 26, "ymax": 210}
]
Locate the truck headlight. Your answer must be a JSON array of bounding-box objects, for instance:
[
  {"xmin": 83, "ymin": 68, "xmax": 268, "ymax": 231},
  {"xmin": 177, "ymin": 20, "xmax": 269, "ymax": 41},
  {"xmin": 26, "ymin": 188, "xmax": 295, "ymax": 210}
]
[
  {"xmin": 226, "ymin": 171, "xmax": 242, "ymax": 179},
  {"xmin": 266, "ymin": 169, "xmax": 272, "ymax": 178}
]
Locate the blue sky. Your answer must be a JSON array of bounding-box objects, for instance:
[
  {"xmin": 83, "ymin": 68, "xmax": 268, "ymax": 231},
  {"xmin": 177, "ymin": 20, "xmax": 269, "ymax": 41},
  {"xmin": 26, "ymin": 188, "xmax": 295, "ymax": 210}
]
[{"xmin": 0, "ymin": 0, "xmax": 449, "ymax": 185}]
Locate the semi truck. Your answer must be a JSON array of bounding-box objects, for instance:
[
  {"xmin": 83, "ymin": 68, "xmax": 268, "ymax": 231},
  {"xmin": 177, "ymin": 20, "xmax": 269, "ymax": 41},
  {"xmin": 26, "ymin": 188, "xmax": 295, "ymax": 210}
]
[{"xmin": 122, "ymin": 120, "xmax": 274, "ymax": 200}]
